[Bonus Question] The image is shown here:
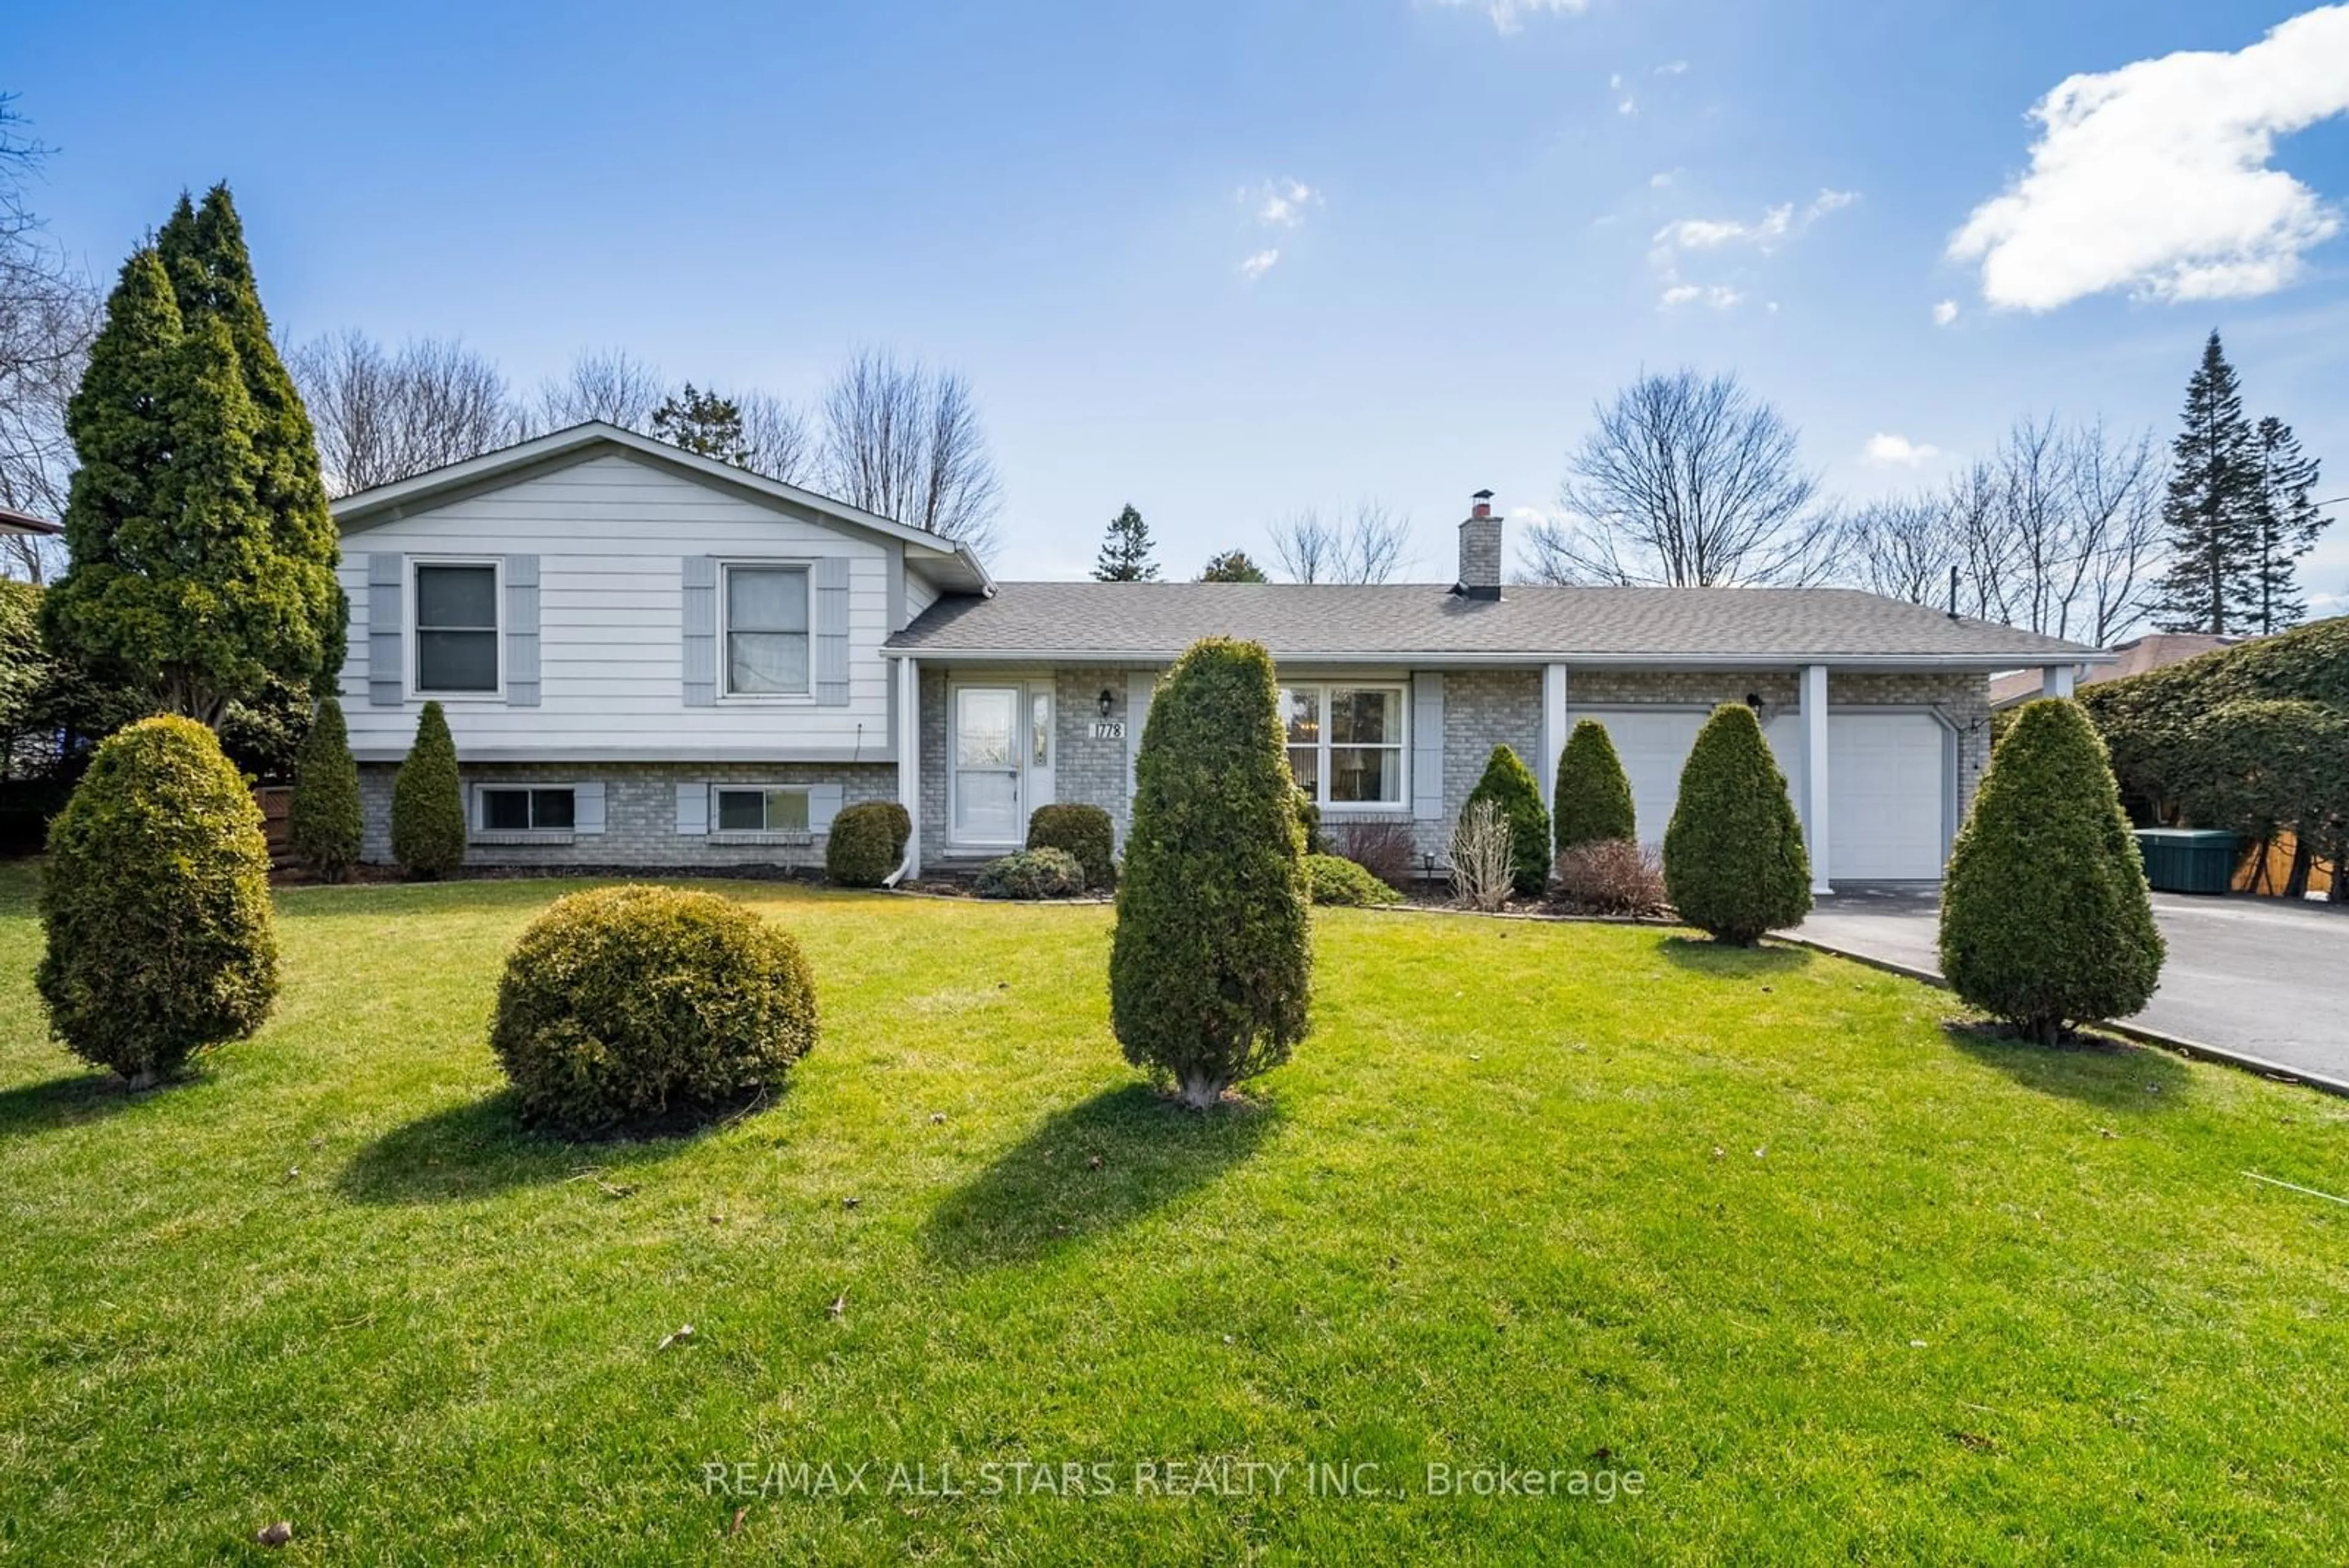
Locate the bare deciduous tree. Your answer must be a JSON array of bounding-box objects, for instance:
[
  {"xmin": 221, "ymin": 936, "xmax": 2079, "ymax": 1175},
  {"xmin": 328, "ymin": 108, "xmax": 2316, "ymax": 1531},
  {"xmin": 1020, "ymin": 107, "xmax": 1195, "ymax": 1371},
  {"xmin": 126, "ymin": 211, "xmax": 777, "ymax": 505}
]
[
  {"xmin": 1269, "ymin": 500, "xmax": 1412, "ymax": 584},
  {"xmin": 533, "ymin": 346, "xmax": 667, "ymax": 434},
  {"xmin": 819, "ymin": 348, "xmax": 1001, "ymax": 557},
  {"xmin": 737, "ymin": 388, "xmax": 814, "ymax": 486},
  {"xmin": 291, "ymin": 330, "xmax": 520, "ymax": 497},
  {"xmin": 1526, "ymin": 369, "xmax": 1833, "ymax": 587},
  {"xmin": 0, "ymin": 96, "xmax": 97, "ymax": 581}
]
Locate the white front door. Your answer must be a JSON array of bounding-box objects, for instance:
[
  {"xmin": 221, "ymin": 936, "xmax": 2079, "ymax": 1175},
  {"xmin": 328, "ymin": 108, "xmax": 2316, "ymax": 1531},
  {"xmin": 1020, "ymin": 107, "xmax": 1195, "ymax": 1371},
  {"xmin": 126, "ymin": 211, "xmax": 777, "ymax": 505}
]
[{"xmin": 952, "ymin": 686, "xmax": 1023, "ymax": 845}]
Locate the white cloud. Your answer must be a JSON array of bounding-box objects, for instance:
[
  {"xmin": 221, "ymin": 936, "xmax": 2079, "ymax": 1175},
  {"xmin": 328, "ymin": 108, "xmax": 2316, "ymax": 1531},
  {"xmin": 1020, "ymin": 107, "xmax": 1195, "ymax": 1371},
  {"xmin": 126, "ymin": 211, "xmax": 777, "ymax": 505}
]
[
  {"xmin": 1806, "ymin": 188, "xmax": 1860, "ymax": 220},
  {"xmin": 1248, "ymin": 177, "xmax": 1319, "ymax": 229},
  {"xmin": 1649, "ymin": 169, "xmax": 1676, "ymax": 189},
  {"xmin": 1660, "ymin": 283, "xmax": 1743, "ymax": 310},
  {"xmin": 1932, "ymin": 298, "xmax": 1961, "ymax": 326},
  {"xmin": 1950, "ymin": 5, "xmax": 2349, "ymax": 310},
  {"xmin": 1655, "ymin": 59, "xmax": 1690, "ymax": 76},
  {"xmin": 1427, "ymin": 0, "xmax": 1589, "ymax": 35},
  {"xmin": 1237, "ymin": 249, "xmax": 1280, "ymax": 281},
  {"xmin": 1608, "ymin": 71, "xmax": 1636, "ymax": 114},
  {"xmin": 1865, "ymin": 433, "xmax": 1942, "ymax": 466}
]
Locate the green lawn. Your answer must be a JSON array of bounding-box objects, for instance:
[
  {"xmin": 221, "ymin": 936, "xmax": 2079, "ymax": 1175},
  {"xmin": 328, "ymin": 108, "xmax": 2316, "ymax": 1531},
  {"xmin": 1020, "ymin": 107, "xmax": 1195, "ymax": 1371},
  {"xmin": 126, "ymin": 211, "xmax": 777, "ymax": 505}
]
[{"xmin": 1, "ymin": 866, "xmax": 2344, "ymax": 1564}]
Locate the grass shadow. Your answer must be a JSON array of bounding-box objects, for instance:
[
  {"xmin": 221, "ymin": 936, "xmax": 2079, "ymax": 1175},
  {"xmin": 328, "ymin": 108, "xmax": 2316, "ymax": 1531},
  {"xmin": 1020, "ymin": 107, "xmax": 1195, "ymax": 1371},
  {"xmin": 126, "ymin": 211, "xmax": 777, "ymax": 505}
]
[
  {"xmin": 1657, "ymin": 934, "xmax": 1816, "ymax": 978},
  {"xmin": 1943, "ymin": 1021, "xmax": 2193, "ymax": 1110},
  {"xmin": 922, "ymin": 1083, "xmax": 1281, "ymax": 1270},
  {"xmin": 336, "ymin": 1089, "xmax": 696, "ymax": 1205},
  {"xmin": 0, "ymin": 1069, "xmax": 145, "ymax": 1142}
]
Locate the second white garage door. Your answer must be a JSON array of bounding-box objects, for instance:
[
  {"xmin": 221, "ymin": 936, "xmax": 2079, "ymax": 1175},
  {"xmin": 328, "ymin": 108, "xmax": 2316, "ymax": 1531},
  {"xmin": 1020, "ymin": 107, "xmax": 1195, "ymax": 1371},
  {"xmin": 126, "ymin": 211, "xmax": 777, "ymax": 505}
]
[{"xmin": 1574, "ymin": 708, "xmax": 1948, "ymax": 883}]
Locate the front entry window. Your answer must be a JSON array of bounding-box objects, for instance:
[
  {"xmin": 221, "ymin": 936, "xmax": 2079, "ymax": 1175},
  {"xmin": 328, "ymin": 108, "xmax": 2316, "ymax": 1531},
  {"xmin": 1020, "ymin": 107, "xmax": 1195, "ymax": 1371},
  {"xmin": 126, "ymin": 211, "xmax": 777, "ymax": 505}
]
[{"xmin": 953, "ymin": 686, "xmax": 1021, "ymax": 843}]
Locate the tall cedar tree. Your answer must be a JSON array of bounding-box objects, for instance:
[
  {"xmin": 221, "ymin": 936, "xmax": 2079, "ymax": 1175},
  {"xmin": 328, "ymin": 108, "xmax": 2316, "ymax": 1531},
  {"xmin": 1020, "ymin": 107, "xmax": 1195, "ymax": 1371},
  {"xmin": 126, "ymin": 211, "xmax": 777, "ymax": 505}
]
[
  {"xmin": 1093, "ymin": 504, "xmax": 1160, "ymax": 581},
  {"xmin": 2151, "ymin": 331, "xmax": 2259, "ymax": 635},
  {"xmin": 2246, "ymin": 415, "xmax": 2326, "ymax": 634},
  {"xmin": 1661, "ymin": 703, "xmax": 1811, "ymax": 943},
  {"xmin": 391, "ymin": 700, "xmax": 466, "ymax": 877},
  {"xmin": 1939, "ymin": 699, "xmax": 2162, "ymax": 1044},
  {"xmin": 44, "ymin": 188, "xmax": 343, "ymax": 725},
  {"xmin": 1553, "ymin": 718, "xmax": 1636, "ymax": 852},
  {"xmin": 289, "ymin": 694, "xmax": 363, "ymax": 880},
  {"xmin": 1197, "ymin": 549, "xmax": 1269, "ymax": 582},
  {"xmin": 651, "ymin": 384, "xmax": 755, "ymax": 467},
  {"xmin": 1110, "ymin": 637, "xmax": 1310, "ymax": 1108},
  {"xmin": 1464, "ymin": 744, "xmax": 1552, "ymax": 897}
]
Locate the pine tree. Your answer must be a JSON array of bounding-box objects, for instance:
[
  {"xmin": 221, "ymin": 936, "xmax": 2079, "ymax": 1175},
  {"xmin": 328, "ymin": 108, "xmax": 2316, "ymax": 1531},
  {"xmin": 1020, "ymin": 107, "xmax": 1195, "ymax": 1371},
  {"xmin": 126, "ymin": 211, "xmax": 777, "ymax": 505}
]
[
  {"xmin": 650, "ymin": 384, "xmax": 754, "ymax": 466},
  {"xmin": 1093, "ymin": 504, "xmax": 1160, "ymax": 581},
  {"xmin": 2151, "ymin": 331, "xmax": 2258, "ymax": 634},
  {"xmin": 1197, "ymin": 549, "xmax": 1269, "ymax": 582},
  {"xmin": 2245, "ymin": 415, "xmax": 2326, "ymax": 635}
]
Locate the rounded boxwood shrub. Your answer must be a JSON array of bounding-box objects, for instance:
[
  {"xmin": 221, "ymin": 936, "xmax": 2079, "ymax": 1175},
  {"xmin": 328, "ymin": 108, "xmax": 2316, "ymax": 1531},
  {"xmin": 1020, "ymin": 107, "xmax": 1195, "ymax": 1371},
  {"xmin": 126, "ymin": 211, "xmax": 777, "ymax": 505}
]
[
  {"xmin": 974, "ymin": 846, "xmax": 1088, "ymax": 899},
  {"xmin": 391, "ymin": 700, "xmax": 465, "ymax": 879},
  {"xmin": 1465, "ymin": 743, "xmax": 1551, "ymax": 897},
  {"xmin": 827, "ymin": 800, "xmax": 911, "ymax": 887},
  {"xmin": 1940, "ymin": 699, "xmax": 2164, "ymax": 1045},
  {"xmin": 489, "ymin": 885, "xmax": 817, "ymax": 1132},
  {"xmin": 1304, "ymin": 852, "xmax": 1401, "ymax": 907},
  {"xmin": 289, "ymin": 694, "xmax": 362, "ymax": 880},
  {"xmin": 1026, "ymin": 802, "xmax": 1116, "ymax": 889},
  {"xmin": 36, "ymin": 715, "xmax": 280, "ymax": 1086},
  {"xmin": 1554, "ymin": 718, "xmax": 1635, "ymax": 853},
  {"xmin": 1111, "ymin": 637, "xmax": 1311, "ymax": 1109},
  {"xmin": 1662, "ymin": 703, "xmax": 1811, "ymax": 945}
]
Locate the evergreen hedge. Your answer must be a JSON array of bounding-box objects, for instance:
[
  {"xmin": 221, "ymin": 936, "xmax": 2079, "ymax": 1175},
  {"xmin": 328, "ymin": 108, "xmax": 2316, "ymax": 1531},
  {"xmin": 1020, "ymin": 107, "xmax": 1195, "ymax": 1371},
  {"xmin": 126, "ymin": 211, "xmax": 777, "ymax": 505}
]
[
  {"xmin": 826, "ymin": 800, "xmax": 911, "ymax": 888},
  {"xmin": 1661, "ymin": 704, "xmax": 1811, "ymax": 944},
  {"xmin": 1553, "ymin": 718, "xmax": 1636, "ymax": 852},
  {"xmin": 1026, "ymin": 802, "xmax": 1116, "ymax": 888},
  {"xmin": 1304, "ymin": 852, "xmax": 1401, "ymax": 907},
  {"xmin": 391, "ymin": 701, "xmax": 465, "ymax": 878},
  {"xmin": 1465, "ymin": 744, "xmax": 1551, "ymax": 897},
  {"xmin": 36, "ymin": 716, "xmax": 279, "ymax": 1085},
  {"xmin": 1110, "ymin": 637, "xmax": 1311, "ymax": 1108},
  {"xmin": 1940, "ymin": 699, "xmax": 2164, "ymax": 1044},
  {"xmin": 490, "ymin": 885, "xmax": 817, "ymax": 1132},
  {"xmin": 974, "ymin": 847, "xmax": 1088, "ymax": 900},
  {"xmin": 289, "ymin": 694, "xmax": 362, "ymax": 880}
]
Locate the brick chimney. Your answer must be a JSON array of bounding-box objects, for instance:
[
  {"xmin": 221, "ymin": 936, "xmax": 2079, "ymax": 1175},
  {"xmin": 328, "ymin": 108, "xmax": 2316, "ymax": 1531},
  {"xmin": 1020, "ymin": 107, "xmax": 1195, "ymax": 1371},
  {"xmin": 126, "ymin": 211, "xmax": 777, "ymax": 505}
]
[{"xmin": 1455, "ymin": 489, "xmax": 1501, "ymax": 600}]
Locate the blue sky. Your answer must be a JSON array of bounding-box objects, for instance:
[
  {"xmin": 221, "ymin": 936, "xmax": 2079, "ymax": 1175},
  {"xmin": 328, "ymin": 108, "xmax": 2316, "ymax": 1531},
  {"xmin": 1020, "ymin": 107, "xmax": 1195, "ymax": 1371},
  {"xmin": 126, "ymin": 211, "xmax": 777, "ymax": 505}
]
[{"xmin": 12, "ymin": 1, "xmax": 2349, "ymax": 603}]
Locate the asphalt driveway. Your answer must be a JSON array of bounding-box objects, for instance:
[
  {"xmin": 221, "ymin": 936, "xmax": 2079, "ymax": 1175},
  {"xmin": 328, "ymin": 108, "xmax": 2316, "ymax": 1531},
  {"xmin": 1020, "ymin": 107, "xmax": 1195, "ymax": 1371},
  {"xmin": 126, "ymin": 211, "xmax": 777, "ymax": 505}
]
[{"xmin": 1794, "ymin": 886, "xmax": 2349, "ymax": 1090}]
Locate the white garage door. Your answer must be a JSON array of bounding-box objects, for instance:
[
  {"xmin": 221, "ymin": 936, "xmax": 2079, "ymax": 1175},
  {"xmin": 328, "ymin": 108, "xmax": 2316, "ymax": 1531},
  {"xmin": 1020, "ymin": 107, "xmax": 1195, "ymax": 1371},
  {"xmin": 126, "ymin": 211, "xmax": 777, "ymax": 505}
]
[{"xmin": 1577, "ymin": 707, "xmax": 1948, "ymax": 882}]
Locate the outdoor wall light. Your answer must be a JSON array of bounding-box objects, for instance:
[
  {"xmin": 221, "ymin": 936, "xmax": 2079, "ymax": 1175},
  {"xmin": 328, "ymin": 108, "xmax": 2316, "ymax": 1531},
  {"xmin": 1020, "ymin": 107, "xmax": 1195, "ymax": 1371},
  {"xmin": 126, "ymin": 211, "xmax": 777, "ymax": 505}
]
[
  {"xmin": 1097, "ymin": 689, "xmax": 1115, "ymax": 719},
  {"xmin": 1745, "ymin": 692, "xmax": 1765, "ymax": 713}
]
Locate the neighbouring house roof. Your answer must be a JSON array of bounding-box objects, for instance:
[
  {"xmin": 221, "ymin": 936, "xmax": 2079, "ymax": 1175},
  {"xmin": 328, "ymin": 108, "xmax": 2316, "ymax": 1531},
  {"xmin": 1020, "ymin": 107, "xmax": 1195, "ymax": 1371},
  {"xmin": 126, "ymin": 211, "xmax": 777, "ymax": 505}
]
[
  {"xmin": 887, "ymin": 582, "xmax": 2104, "ymax": 668},
  {"xmin": 0, "ymin": 506, "xmax": 60, "ymax": 536},
  {"xmin": 1987, "ymin": 631, "xmax": 2243, "ymax": 708},
  {"xmin": 329, "ymin": 422, "xmax": 993, "ymax": 594}
]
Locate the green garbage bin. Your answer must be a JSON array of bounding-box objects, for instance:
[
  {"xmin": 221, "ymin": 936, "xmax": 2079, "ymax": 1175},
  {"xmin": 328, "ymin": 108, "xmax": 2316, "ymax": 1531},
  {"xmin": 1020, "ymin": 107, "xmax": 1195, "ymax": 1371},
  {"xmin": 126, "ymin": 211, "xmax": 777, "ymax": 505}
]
[{"xmin": 2133, "ymin": 828, "xmax": 2238, "ymax": 895}]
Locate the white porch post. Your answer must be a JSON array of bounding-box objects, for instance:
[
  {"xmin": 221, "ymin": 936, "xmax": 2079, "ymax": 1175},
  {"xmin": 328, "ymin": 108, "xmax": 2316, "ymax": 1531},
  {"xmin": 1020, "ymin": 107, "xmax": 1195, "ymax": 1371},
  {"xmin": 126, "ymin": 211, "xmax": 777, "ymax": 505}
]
[
  {"xmin": 1539, "ymin": 663, "xmax": 1569, "ymax": 806},
  {"xmin": 897, "ymin": 655, "xmax": 922, "ymax": 875},
  {"xmin": 2041, "ymin": 663, "xmax": 2076, "ymax": 699},
  {"xmin": 1802, "ymin": 663, "xmax": 1832, "ymax": 895}
]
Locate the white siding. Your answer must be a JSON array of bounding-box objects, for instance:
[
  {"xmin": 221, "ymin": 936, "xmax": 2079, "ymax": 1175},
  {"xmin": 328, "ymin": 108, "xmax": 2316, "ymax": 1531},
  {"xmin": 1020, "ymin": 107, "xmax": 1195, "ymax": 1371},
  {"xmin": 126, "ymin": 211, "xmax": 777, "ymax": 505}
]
[
  {"xmin": 902, "ymin": 569, "xmax": 942, "ymax": 628},
  {"xmin": 338, "ymin": 452, "xmax": 897, "ymax": 761}
]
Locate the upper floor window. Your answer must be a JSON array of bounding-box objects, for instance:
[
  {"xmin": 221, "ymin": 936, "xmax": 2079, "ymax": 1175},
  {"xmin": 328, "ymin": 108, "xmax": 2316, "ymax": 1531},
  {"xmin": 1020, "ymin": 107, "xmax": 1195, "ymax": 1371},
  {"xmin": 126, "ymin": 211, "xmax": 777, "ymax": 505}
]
[
  {"xmin": 724, "ymin": 564, "xmax": 810, "ymax": 697},
  {"xmin": 415, "ymin": 561, "xmax": 499, "ymax": 694},
  {"xmin": 1280, "ymin": 683, "xmax": 1406, "ymax": 808}
]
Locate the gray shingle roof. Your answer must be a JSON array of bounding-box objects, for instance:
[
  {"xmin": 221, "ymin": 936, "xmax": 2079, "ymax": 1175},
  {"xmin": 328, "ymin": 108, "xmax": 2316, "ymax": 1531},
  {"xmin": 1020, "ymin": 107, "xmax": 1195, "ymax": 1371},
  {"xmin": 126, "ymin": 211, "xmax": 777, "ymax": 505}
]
[{"xmin": 886, "ymin": 582, "xmax": 2096, "ymax": 666}]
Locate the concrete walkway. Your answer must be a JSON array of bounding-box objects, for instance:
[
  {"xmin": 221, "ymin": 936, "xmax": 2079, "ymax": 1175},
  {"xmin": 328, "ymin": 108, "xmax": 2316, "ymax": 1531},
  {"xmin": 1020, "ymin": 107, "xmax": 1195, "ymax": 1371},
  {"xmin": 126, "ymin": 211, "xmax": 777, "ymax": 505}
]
[{"xmin": 1793, "ymin": 886, "xmax": 2349, "ymax": 1091}]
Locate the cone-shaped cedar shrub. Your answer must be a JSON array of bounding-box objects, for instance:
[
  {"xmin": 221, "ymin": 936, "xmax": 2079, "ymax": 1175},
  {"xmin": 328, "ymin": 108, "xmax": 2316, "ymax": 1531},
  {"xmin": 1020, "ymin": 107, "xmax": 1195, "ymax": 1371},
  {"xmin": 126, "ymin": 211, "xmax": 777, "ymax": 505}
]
[
  {"xmin": 1662, "ymin": 703, "xmax": 1811, "ymax": 944},
  {"xmin": 289, "ymin": 695, "xmax": 362, "ymax": 880},
  {"xmin": 391, "ymin": 701, "xmax": 465, "ymax": 878},
  {"xmin": 1465, "ymin": 743, "xmax": 1551, "ymax": 897},
  {"xmin": 1293, "ymin": 787, "xmax": 1326, "ymax": 855},
  {"xmin": 1554, "ymin": 718, "xmax": 1636, "ymax": 852},
  {"xmin": 1939, "ymin": 699, "xmax": 2164, "ymax": 1044},
  {"xmin": 1111, "ymin": 637, "xmax": 1311, "ymax": 1109},
  {"xmin": 490, "ymin": 885, "xmax": 817, "ymax": 1133},
  {"xmin": 36, "ymin": 716, "xmax": 278, "ymax": 1085},
  {"xmin": 1026, "ymin": 802, "xmax": 1116, "ymax": 888},
  {"xmin": 826, "ymin": 800, "xmax": 911, "ymax": 887}
]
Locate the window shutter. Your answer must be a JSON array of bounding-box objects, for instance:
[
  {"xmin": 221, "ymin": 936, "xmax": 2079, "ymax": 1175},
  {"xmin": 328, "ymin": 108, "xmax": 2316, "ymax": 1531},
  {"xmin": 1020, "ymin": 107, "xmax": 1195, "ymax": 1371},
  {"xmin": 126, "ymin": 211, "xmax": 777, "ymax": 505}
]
[
  {"xmin": 675, "ymin": 782, "xmax": 708, "ymax": 834},
  {"xmin": 808, "ymin": 782, "xmax": 845, "ymax": 832},
  {"xmin": 574, "ymin": 781, "xmax": 606, "ymax": 835},
  {"xmin": 1412, "ymin": 672, "xmax": 1445, "ymax": 822},
  {"xmin": 814, "ymin": 557, "xmax": 850, "ymax": 707},
  {"xmin": 367, "ymin": 554, "xmax": 404, "ymax": 707},
  {"xmin": 681, "ymin": 557, "xmax": 716, "ymax": 707},
  {"xmin": 505, "ymin": 555, "xmax": 540, "ymax": 707}
]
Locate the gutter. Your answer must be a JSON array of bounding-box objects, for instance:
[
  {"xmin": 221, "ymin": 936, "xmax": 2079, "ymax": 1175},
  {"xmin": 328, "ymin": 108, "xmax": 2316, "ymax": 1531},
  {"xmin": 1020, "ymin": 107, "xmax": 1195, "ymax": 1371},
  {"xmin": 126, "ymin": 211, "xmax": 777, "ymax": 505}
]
[{"xmin": 878, "ymin": 648, "xmax": 2113, "ymax": 672}]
